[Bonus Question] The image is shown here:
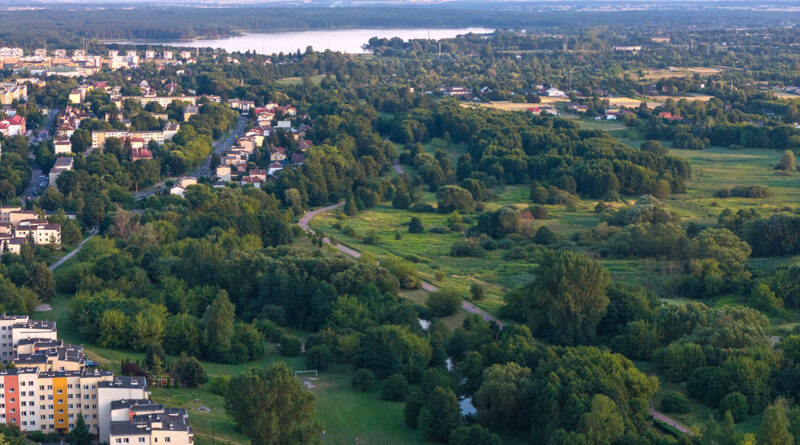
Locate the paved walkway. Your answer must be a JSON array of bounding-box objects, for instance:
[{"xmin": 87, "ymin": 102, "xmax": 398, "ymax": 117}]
[
  {"xmin": 298, "ymin": 204, "xmax": 505, "ymax": 328},
  {"xmin": 650, "ymin": 400, "xmax": 693, "ymax": 436},
  {"xmin": 49, "ymin": 228, "xmax": 98, "ymax": 271}
]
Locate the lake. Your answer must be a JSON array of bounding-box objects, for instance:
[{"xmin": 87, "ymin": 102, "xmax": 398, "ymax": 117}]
[{"xmin": 142, "ymin": 28, "xmax": 494, "ymax": 55}]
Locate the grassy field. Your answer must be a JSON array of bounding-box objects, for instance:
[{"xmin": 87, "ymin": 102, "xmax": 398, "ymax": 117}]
[
  {"xmin": 624, "ymin": 67, "xmax": 721, "ymax": 81},
  {"xmin": 462, "ymin": 94, "xmax": 713, "ymax": 113},
  {"xmin": 310, "ymin": 185, "xmax": 608, "ymax": 314},
  {"xmin": 276, "ymin": 74, "xmax": 325, "ymax": 85}
]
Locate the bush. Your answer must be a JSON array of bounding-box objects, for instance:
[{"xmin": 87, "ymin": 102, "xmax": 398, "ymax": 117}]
[
  {"xmin": 381, "ymin": 373, "xmax": 409, "ymax": 401},
  {"xmin": 351, "ymin": 368, "xmax": 375, "ymax": 391},
  {"xmin": 660, "ymin": 391, "xmax": 690, "ymax": 414},
  {"xmin": 529, "ymin": 204, "xmax": 550, "ymax": 219},
  {"xmin": 255, "ymin": 319, "xmax": 286, "ymax": 342},
  {"xmin": 305, "ymin": 345, "xmax": 333, "ymax": 371},
  {"xmin": 532, "ymin": 226, "xmax": 558, "ymax": 245},
  {"xmin": 410, "ymin": 203, "xmax": 435, "ymax": 213},
  {"xmin": 430, "ymin": 226, "xmax": 449, "ymax": 234},
  {"xmin": 207, "ymin": 375, "xmax": 230, "ymax": 396},
  {"xmin": 409, "ymin": 217, "xmax": 424, "ymax": 233},
  {"xmin": 175, "ymin": 354, "xmax": 208, "ymax": 388},
  {"xmin": 363, "ymin": 229, "xmax": 380, "ymax": 245},
  {"xmin": 449, "ymin": 425, "xmax": 502, "ymax": 445},
  {"xmin": 470, "ymin": 283, "xmax": 486, "ymax": 301},
  {"xmin": 437, "ymin": 185, "xmax": 474, "ymax": 213},
  {"xmin": 279, "ymin": 334, "xmax": 302, "ymax": 357},
  {"xmin": 450, "ymin": 239, "xmax": 486, "ymax": 258},
  {"xmin": 719, "ymin": 392, "xmax": 748, "ymax": 422},
  {"xmin": 714, "ymin": 185, "xmax": 771, "ymax": 199},
  {"xmin": 426, "ymin": 289, "xmax": 462, "ymax": 317}
]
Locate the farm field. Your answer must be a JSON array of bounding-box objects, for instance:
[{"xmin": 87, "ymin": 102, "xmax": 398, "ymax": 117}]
[
  {"xmin": 463, "ymin": 93, "xmax": 713, "ymax": 113},
  {"xmin": 626, "ymin": 67, "xmax": 722, "ymax": 80}
]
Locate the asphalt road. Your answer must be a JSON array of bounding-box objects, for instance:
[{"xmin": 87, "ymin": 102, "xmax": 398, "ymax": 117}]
[{"xmin": 193, "ymin": 115, "xmax": 247, "ymax": 178}]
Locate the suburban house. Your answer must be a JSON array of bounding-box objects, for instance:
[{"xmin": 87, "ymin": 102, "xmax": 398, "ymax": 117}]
[
  {"xmin": 131, "ymin": 147, "xmax": 153, "ymax": 162},
  {"xmin": 268, "ymin": 161, "xmax": 283, "ymax": 176},
  {"xmin": 169, "ymin": 177, "xmax": 198, "ymax": 198},
  {"xmin": 546, "ymin": 87, "xmax": 566, "ymax": 97},
  {"xmin": 269, "ymin": 146, "xmax": 286, "ymax": 162},
  {"xmin": 216, "ymin": 166, "xmax": 231, "ymax": 182},
  {"xmin": 0, "ymin": 115, "xmax": 26, "ymax": 137},
  {"xmin": 241, "ymin": 176, "xmax": 263, "ymax": 188},
  {"xmin": 53, "ymin": 137, "xmax": 72, "ymax": 155}
]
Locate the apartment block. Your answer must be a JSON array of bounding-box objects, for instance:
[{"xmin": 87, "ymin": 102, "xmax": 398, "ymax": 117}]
[
  {"xmin": 91, "ymin": 130, "xmax": 165, "ymax": 150},
  {"xmin": 109, "ymin": 403, "xmax": 193, "ymax": 445},
  {"xmin": 14, "ymin": 220, "xmax": 62, "ymax": 247},
  {"xmin": 0, "ymin": 316, "xmax": 191, "ymax": 442}
]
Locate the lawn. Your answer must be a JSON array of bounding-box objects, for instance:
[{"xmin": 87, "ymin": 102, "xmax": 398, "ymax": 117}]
[{"xmin": 149, "ymin": 365, "xmax": 434, "ymax": 445}]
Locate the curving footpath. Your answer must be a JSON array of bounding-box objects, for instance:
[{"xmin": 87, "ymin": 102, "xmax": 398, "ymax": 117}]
[{"xmin": 298, "ymin": 204, "xmax": 504, "ymax": 328}]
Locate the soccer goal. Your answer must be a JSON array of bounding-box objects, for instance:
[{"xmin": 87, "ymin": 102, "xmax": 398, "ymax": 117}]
[{"xmin": 294, "ymin": 370, "xmax": 319, "ymax": 379}]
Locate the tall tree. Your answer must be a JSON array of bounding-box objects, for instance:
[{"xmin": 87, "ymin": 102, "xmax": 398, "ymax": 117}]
[
  {"xmin": 204, "ymin": 290, "xmax": 235, "ymax": 362},
  {"xmin": 68, "ymin": 414, "xmax": 92, "ymax": 445},
  {"xmin": 418, "ymin": 386, "xmax": 462, "ymax": 442},
  {"xmin": 758, "ymin": 400, "xmax": 794, "ymax": 445},
  {"xmin": 505, "ymin": 250, "xmax": 610, "ymax": 345},
  {"xmin": 224, "ymin": 363, "xmax": 323, "ymax": 445}
]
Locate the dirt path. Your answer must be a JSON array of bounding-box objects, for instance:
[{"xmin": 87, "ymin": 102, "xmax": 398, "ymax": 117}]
[
  {"xmin": 298, "ymin": 204, "xmax": 505, "ymax": 328},
  {"xmin": 650, "ymin": 400, "xmax": 693, "ymax": 436}
]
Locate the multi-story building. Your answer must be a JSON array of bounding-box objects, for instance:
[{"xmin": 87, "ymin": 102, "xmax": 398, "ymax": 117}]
[
  {"xmin": 12, "ymin": 220, "xmax": 61, "ymax": 247},
  {"xmin": 0, "ymin": 115, "xmax": 26, "ymax": 137},
  {"xmin": 0, "ymin": 48, "xmax": 23, "ymax": 58},
  {"xmin": 53, "ymin": 137, "xmax": 72, "ymax": 155},
  {"xmin": 98, "ymin": 377, "xmax": 148, "ymax": 443},
  {"xmin": 0, "ymin": 83, "xmax": 27, "ymax": 106},
  {"xmin": 91, "ymin": 130, "xmax": 165, "ymax": 150},
  {"xmin": 0, "ymin": 316, "xmax": 190, "ymax": 440},
  {"xmin": 109, "ymin": 403, "xmax": 193, "ymax": 445}
]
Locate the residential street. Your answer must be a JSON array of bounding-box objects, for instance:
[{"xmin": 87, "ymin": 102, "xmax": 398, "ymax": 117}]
[
  {"xmin": 193, "ymin": 115, "xmax": 247, "ymax": 178},
  {"xmin": 22, "ymin": 108, "xmax": 58, "ymax": 201},
  {"xmin": 133, "ymin": 115, "xmax": 247, "ymax": 200}
]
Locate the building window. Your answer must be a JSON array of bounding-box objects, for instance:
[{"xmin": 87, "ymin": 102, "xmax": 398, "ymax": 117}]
[
  {"xmin": 116, "ymin": 440, "xmax": 122, "ymax": 444},
  {"xmin": 138, "ymin": 439, "xmax": 145, "ymax": 443},
  {"xmin": 58, "ymin": 419, "xmax": 63, "ymax": 424}
]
